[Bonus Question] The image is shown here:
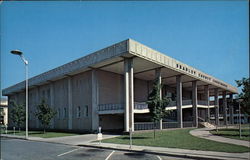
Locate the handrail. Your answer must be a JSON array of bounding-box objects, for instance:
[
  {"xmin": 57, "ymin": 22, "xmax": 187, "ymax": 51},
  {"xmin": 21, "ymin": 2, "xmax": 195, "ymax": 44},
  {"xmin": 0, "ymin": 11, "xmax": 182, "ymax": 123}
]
[{"xmin": 198, "ymin": 116, "xmax": 205, "ymax": 122}]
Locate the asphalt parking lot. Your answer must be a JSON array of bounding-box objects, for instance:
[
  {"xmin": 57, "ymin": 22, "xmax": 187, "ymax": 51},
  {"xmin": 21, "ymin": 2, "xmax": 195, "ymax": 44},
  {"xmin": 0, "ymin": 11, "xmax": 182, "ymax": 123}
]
[{"xmin": 0, "ymin": 137, "xmax": 195, "ymax": 160}]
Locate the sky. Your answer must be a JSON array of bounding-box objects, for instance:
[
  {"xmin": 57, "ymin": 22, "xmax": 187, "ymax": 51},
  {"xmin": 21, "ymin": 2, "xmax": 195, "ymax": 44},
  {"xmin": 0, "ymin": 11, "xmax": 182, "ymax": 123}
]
[{"xmin": 0, "ymin": 1, "xmax": 249, "ymax": 96}]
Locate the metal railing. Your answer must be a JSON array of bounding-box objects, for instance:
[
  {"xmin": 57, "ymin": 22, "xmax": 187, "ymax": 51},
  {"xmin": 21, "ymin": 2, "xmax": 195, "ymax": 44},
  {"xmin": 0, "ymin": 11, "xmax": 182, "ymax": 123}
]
[
  {"xmin": 183, "ymin": 99, "xmax": 192, "ymax": 105},
  {"xmin": 167, "ymin": 101, "xmax": 177, "ymax": 107},
  {"xmin": 183, "ymin": 121, "xmax": 194, "ymax": 128},
  {"xmin": 134, "ymin": 122, "xmax": 160, "ymax": 130},
  {"xmin": 99, "ymin": 99, "xmax": 211, "ymax": 112},
  {"xmin": 134, "ymin": 102, "xmax": 148, "ymax": 110},
  {"xmin": 98, "ymin": 103, "xmax": 124, "ymax": 111},
  {"xmin": 162, "ymin": 122, "xmax": 179, "ymax": 129},
  {"xmin": 198, "ymin": 100, "xmax": 208, "ymax": 105},
  {"xmin": 134, "ymin": 121, "xmax": 193, "ymax": 130},
  {"xmin": 198, "ymin": 117, "xmax": 205, "ymax": 122}
]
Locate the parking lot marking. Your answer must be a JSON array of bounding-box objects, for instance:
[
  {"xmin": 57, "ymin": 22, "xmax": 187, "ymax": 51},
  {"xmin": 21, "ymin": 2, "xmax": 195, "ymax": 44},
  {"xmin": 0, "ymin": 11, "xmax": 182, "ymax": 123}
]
[
  {"xmin": 157, "ymin": 155, "xmax": 162, "ymax": 160},
  {"xmin": 105, "ymin": 150, "xmax": 115, "ymax": 160},
  {"xmin": 57, "ymin": 148, "xmax": 79, "ymax": 157}
]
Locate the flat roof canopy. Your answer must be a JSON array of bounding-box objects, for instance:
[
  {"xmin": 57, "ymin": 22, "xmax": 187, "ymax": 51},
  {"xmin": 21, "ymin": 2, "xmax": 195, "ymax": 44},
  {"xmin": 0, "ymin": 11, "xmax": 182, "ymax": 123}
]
[
  {"xmin": 3, "ymin": 39, "xmax": 237, "ymax": 96},
  {"xmin": 92, "ymin": 55, "xmax": 232, "ymax": 96}
]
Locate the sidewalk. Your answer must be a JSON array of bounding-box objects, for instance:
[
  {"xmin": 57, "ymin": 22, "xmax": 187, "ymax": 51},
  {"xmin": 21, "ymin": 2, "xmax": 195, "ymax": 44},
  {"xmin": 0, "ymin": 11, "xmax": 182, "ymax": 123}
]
[
  {"xmin": 0, "ymin": 133, "xmax": 119, "ymax": 145},
  {"xmin": 80, "ymin": 142, "xmax": 250, "ymax": 160},
  {"xmin": 190, "ymin": 127, "xmax": 250, "ymax": 147}
]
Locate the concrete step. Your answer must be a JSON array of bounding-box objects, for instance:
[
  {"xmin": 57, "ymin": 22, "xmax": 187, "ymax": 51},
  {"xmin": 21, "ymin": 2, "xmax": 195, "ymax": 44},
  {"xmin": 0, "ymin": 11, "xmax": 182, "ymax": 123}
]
[{"xmin": 199, "ymin": 122, "xmax": 215, "ymax": 128}]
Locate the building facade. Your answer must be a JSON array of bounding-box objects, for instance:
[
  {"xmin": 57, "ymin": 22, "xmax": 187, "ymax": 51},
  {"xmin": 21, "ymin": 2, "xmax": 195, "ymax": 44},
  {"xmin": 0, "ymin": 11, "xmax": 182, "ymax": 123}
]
[{"xmin": 2, "ymin": 39, "xmax": 238, "ymax": 132}]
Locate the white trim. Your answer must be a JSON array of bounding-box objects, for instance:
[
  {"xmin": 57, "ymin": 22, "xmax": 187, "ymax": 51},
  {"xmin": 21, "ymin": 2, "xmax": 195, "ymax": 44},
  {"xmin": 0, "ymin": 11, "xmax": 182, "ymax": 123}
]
[
  {"xmin": 105, "ymin": 150, "xmax": 115, "ymax": 160},
  {"xmin": 57, "ymin": 148, "xmax": 79, "ymax": 157}
]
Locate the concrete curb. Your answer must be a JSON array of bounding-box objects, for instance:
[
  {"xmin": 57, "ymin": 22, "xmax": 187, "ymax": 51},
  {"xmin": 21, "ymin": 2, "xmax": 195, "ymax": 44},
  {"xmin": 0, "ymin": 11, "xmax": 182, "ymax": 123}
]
[
  {"xmin": 78, "ymin": 144, "xmax": 249, "ymax": 160},
  {"xmin": 1, "ymin": 134, "xmax": 27, "ymax": 140},
  {"xmin": 1, "ymin": 134, "xmax": 79, "ymax": 148}
]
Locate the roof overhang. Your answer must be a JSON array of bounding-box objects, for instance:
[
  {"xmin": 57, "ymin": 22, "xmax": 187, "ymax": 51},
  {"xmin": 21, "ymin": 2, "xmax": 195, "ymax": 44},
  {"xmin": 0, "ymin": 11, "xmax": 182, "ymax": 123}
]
[{"xmin": 2, "ymin": 39, "xmax": 238, "ymax": 96}]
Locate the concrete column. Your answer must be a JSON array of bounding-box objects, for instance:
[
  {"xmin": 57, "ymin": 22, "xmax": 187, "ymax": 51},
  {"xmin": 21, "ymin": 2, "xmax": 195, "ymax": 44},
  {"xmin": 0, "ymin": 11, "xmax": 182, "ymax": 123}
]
[
  {"xmin": 214, "ymin": 88, "xmax": 219, "ymax": 126},
  {"xmin": 124, "ymin": 58, "xmax": 134, "ymax": 132},
  {"xmin": 204, "ymin": 85, "xmax": 210, "ymax": 122},
  {"xmin": 50, "ymin": 83, "xmax": 55, "ymax": 129},
  {"xmin": 155, "ymin": 68, "xmax": 163, "ymax": 130},
  {"xmin": 124, "ymin": 59, "xmax": 130, "ymax": 132},
  {"xmin": 176, "ymin": 75, "xmax": 183, "ymax": 128},
  {"xmin": 192, "ymin": 81, "xmax": 198, "ymax": 127},
  {"xmin": 91, "ymin": 69, "xmax": 99, "ymax": 132},
  {"xmin": 229, "ymin": 94, "xmax": 234, "ymax": 124},
  {"xmin": 67, "ymin": 77, "xmax": 73, "ymax": 130},
  {"xmin": 222, "ymin": 91, "xmax": 228, "ymax": 126},
  {"xmin": 129, "ymin": 59, "xmax": 134, "ymax": 132}
]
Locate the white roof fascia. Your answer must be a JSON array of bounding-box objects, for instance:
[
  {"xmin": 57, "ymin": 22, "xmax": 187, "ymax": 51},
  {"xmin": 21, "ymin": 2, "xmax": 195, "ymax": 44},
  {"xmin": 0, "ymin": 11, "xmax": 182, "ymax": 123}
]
[{"xmin": 127, "ymin": 39, "xmax": 238, "ymax": 94}]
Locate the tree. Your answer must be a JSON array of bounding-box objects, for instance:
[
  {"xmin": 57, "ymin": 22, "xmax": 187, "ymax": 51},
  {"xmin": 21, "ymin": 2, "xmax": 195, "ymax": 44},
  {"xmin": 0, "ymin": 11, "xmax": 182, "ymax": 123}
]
[
  {"xmin": 35, "ymin": 100, "xmax": 57, "ymax": 133},
  {"xmin": 235, "ymin": 77, "xmax": 250, "ymax": 115},
  {"xmin": 147, "ymin": 77, "xmax": 171, "ymax": 139},
  {"xmin": 10, "ymin": 101, "xmax": 25, "ymax": 131},
  {"xmin": 0, "ymin": 108, "xmax": 5, "ymax": 125}
]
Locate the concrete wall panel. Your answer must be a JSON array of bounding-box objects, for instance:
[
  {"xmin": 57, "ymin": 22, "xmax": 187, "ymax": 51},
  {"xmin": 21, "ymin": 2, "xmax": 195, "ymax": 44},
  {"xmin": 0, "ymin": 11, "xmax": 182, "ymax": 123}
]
[
  {"xmin": 98, "ymin": 70, "xmax": 124, "ymax": 104},
  {"xmin": 71, "ymin": 71, "xmax": 92, "ymax": 131}
]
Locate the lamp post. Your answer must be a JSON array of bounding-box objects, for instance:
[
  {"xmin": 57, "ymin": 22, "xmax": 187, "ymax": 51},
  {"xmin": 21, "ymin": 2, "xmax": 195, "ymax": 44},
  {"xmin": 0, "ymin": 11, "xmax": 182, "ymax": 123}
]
[{"xmin": 10, "ymin": 50, "xmax": 28, "ymax": 139}]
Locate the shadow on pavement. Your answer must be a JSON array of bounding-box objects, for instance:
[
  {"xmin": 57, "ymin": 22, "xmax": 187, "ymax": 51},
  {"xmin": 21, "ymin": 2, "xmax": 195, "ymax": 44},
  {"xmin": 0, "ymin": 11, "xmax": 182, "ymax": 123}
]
[
  {"xmin": 120, "ymin": 136, "xmax": 150, "ymax": 140},
  {"xmin": 124, "ymin": 152, "xmax": 146, "ymax": 157}
]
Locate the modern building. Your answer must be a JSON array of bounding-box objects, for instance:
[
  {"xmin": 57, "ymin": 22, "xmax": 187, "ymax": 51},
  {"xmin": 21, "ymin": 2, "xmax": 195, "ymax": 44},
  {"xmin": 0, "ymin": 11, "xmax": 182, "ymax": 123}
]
[{"xmin": 2, "ymin": 39, "xmax": 238, "ymax": 132}]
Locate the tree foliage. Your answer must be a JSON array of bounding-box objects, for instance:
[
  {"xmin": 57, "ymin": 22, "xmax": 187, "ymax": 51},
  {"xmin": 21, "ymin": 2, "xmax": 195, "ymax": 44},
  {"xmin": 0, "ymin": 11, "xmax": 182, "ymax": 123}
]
[
  {"xmin": 35, "ymin": 100, "xmax": 57, "ymax": 133},
  {"xmin": 0, "ymin": 108, "xmax": 5, "ymax": 116},
  {"xmin": 235, "ymin": 77, "xmax": 250, "ymax": 115},
  {"xmin": 147, "ymin": 77, "xmax": 171, "ymax": 123},
  {"xmin": 10, "ymin": 101, "xmax": 25, "ymax": 129}
]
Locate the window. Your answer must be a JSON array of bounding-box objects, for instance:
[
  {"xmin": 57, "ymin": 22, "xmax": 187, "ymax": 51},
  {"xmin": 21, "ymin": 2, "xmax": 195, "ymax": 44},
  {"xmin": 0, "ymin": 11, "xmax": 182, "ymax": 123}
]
[
  {"xmin": 47, "ymin": 89, "xmax": 50, "ymax": 100},
  {"xmin": 42, "ymin": 90, "xmax": 45, "ymax": 99},
  {"xmin": 84, "ymin": 105, "xmax": 88, "ymax": 117},
  {"xmin": 63, "ymin": 108, "xmax": 67, "ymax": 119},
  {"xmin": 77, "ymin": 106, "xmax": 81, "ymax": 118},
  {"xmin": 57, "ymin": 108, "xmax": 60, "ymax": 119}
]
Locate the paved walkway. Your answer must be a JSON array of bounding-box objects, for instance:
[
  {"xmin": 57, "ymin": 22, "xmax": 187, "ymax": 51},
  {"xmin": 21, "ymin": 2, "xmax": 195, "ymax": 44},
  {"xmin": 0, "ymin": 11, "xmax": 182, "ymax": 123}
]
[
  {"xmin": 189, "ymin": 127, "xmax": 250, "ymax": 147},
  {"xmin": 0, "ymin": 133, "xmax": 119, "ymax": 145},
  {"xmin": 80, "ymin": 142, "xmax": 250, "ymax": 160}
]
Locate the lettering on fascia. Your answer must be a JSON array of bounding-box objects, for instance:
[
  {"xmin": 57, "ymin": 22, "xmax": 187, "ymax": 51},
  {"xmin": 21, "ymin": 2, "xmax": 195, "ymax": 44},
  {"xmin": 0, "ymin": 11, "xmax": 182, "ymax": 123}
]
[
  {"xmin": 212, "ymin": 79, "xmax": 228, "ymax": 88},
  {"xmin": 175, "ymin": 63, "xmax": 197, "ymax": 76}
]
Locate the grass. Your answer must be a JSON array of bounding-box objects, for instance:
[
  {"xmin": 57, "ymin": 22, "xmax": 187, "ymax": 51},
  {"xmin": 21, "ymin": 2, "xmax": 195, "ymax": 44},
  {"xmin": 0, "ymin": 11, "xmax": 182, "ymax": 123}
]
[
  {"xmin": 102, "ymin": 128, "xmax": 250, "ymax": 153},
  {"xmin": 210, "ymin": 128, "xmax": 250, "ymax": 141},
  {"xmin": 0, "ymin": 130, "xmax": 80, "ymax": 138}
]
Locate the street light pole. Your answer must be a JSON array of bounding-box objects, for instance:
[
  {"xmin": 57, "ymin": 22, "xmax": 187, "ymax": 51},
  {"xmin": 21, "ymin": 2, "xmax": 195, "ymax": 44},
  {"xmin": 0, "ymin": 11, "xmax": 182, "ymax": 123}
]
[{"xmin": 10, "ymin": 50, "xmax": 29, "ymax": 139}]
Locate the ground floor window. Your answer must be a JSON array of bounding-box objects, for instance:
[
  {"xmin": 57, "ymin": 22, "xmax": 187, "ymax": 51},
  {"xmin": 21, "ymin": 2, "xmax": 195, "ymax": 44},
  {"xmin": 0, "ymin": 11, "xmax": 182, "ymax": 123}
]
[{"xmin": 76, "ymin": 106, "xmax": 81, "ymax": 118}]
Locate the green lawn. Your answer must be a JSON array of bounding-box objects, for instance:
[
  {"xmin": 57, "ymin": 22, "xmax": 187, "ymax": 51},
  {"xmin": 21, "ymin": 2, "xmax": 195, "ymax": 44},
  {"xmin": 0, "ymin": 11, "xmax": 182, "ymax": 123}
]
[
  {"xmin": 1, "ymin": 130, "xmax": 80, "ymax": 138},
  {"xmin": 102, "ymin": 128, "xmax": 249, "ymax": 153},
  {"xmin": 210, "ymin": 128, "xmax": 250, "ymax": 141}
]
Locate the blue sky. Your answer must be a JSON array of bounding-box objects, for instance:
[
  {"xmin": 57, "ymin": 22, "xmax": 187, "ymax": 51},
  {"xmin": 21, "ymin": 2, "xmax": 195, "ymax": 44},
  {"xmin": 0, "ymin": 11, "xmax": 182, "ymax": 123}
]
[{"xmin": 1, "ymin": 1, "xmax": 249, "ymax": 95}]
